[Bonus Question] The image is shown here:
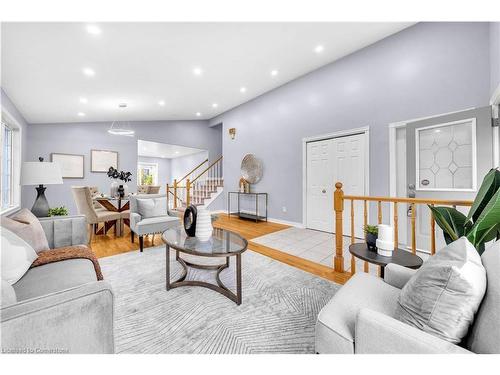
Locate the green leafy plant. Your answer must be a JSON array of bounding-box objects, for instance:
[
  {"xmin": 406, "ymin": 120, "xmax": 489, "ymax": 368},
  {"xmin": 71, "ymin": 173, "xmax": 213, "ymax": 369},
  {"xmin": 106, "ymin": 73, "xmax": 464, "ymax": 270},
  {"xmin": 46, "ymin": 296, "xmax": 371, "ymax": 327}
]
[
  {"xmin": 48, "ymin": 206, "xmax": 69, "ymax": 217},
  {"xmin": 363, "ymin": 224, "xmax": 378, "ymax": 236},
  {"xmin": 142, "ymin": 174, "xmax": 153, "ymax": 185},
  {"xmin": 429, "ymin": 168, "xmax": 500, "ymax": 254}
]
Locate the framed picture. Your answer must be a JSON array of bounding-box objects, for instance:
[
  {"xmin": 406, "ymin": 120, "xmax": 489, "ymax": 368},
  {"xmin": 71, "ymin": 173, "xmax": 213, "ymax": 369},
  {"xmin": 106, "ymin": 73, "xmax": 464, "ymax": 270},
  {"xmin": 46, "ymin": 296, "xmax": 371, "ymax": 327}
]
[
  {"xmin": 51, "ymin": 153, "xmax": 84, "ymax": 179},
  {"xmin": 91, "ymin": 149, "xmax": 119, "ymax": 173}
]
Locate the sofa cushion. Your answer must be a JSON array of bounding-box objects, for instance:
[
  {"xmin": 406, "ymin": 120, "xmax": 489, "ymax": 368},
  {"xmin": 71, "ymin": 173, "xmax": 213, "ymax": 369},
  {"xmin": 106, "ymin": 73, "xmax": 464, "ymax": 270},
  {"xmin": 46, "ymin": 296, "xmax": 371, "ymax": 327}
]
[
  {"xmin": 1, "ymin": 208, "xmax": 49, "ymax": 253},
  {"xmin": 1, "ymin": 278, "xmax": 17, "ymax": 307},
  {"xmin": 136, "ymin": 197, "xmax": 167, "ymax": 219},
  {"xmin": 465, "ymin": 240, "xmax": 500, "ymax": 353},
  {"xmin": 135, "ymin": 215, "xmax": 179, "ymax": 235},
  {"xmin": 315, "ymin": 272, "xmax": 400, "ymax": 354},
  {"xmin": 1, "ymin": 228, "xmax": 38, "ymax": 285},
  {"xmin": 395, "ymin": 237, "xmax": 486, "ymax": 344},
  {"xmin": 13, "ymin": 259, "xmax": 97, "ymax": 302}
]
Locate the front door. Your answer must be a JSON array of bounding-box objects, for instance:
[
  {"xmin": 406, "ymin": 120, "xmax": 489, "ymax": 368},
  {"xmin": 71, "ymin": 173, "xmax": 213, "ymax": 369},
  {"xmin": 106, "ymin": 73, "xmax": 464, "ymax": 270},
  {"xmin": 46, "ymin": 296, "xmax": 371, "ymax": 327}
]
[
  {"xmin": 306, "ymin": 132, "xmax": 366, "ymax": 235},
  {"xmin": 406, "ymin": 106, "xmax": 493, "ymax": 252}
]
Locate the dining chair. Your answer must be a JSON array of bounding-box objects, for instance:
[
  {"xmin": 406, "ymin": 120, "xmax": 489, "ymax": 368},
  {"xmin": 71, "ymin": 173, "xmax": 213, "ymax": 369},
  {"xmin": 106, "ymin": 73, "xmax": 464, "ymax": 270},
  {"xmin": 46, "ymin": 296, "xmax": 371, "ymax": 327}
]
[
  {"xmin": 71, "ymin": 186, "xmax": 122, "ymax": 242},
  {"xmin": 89, "ymin": 186, "xmax": 106, "ymax": 210}
]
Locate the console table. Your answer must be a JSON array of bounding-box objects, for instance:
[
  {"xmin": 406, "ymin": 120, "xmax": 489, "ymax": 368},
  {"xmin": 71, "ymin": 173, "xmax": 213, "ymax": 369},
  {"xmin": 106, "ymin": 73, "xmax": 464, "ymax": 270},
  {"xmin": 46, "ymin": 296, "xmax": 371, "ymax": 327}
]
[{"xmin": 228, "ymin": 192, "xmax": 268, "ymax": 222}]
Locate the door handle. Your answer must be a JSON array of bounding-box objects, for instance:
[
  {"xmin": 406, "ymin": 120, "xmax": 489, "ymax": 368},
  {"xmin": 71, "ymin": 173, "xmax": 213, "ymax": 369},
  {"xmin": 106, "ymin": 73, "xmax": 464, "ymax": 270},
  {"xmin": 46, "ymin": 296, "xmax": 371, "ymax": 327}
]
[{"xmin": 407, "ymin": 183, "xmax": 416, "ymax": 198}]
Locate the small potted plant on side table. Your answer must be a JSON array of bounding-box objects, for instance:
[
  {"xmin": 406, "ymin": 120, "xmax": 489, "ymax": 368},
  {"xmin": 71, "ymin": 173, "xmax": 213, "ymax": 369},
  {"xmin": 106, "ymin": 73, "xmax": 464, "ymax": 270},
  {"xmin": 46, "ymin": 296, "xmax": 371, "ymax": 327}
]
[{"xmin": 364, "ymin": 224, "xmax": 378, "ymax": 251}]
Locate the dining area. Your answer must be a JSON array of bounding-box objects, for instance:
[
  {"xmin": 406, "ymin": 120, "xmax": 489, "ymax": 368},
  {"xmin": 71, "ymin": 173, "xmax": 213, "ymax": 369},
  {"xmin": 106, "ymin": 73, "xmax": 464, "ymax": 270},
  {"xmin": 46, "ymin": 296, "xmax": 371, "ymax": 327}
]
[{"xmin": 71, "ymin": 185, "xmax": 162, "ymax": 243}]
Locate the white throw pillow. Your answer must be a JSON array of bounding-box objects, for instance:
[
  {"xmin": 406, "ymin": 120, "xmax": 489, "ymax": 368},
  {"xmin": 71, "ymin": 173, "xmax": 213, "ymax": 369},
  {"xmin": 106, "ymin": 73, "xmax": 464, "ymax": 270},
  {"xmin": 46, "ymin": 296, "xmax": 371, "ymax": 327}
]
[
  {"xmin": 1, "ymin": 228, "xmax": 38, "ymax": 285},
  {"xmin": 136, "ymin": 197, "xmax": 167, "ymax": 218},
  {"xmin": 395, "ymin": 237, "xmax": 487, "ymax": 344}
]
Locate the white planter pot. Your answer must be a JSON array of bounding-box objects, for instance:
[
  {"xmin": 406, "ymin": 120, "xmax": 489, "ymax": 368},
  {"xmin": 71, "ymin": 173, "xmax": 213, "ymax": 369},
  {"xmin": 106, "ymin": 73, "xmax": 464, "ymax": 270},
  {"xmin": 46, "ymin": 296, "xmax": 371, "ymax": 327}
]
[{"xmin": 195, "ymin": 208, "xmax": 213, "ymax": 241}]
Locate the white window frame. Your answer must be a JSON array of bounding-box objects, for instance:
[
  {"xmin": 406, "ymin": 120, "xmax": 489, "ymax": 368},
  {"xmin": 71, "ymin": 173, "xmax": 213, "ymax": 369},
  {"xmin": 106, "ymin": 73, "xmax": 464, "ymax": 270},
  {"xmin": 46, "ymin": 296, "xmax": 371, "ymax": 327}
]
[
  {"xmin": 137, "ymin": 162, "xmax": 159, "ymax": 186},
  {"xmin": 415, "ymin": 118, "xmax": 477, "ymax": 192},
  {"xmin": 1, "ymin": 109, "xmax": 22, "ymax": 215}
]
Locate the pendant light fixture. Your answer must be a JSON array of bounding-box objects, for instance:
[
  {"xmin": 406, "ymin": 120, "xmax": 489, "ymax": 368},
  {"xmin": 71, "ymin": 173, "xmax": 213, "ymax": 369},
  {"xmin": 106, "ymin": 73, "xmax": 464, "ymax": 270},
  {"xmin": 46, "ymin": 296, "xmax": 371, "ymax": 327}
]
[{"xmin": 107, "ymin": 103, "xmax": 135, "ymax": 136}]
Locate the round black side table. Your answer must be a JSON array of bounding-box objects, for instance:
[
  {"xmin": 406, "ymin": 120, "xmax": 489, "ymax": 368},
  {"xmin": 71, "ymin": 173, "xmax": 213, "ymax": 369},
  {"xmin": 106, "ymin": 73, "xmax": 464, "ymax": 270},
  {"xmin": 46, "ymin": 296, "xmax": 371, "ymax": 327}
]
[{"xmin": 348, "ymin": 243, "xmax": 423, "ymax": 278}]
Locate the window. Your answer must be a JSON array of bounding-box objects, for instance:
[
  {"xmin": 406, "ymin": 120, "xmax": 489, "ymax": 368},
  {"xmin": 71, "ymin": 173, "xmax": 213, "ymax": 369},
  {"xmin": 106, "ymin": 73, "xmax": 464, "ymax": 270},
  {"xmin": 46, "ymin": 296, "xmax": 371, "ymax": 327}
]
[
  {"xmin": 137, "ymin": 162, "xmax": 158, "ymax": 186},
  {"xmin": 1, "ymin": 122, "xmax": 14, "ymax": 210}
]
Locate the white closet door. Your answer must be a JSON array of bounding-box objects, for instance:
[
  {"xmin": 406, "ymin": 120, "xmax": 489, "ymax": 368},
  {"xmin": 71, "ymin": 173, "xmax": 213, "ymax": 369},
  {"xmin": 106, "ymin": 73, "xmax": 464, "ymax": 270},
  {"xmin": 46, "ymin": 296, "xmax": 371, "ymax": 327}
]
[
  {"xmin": 332, "ymin": 134, "xmax": 366, "ymax": 238},
  {"xmin": 306, "ymin": 139, "xmax": 333, "ymax": 232},
  {"xmin": 306, "ymin": 133, "xmax": 366, "ymax": 235}
]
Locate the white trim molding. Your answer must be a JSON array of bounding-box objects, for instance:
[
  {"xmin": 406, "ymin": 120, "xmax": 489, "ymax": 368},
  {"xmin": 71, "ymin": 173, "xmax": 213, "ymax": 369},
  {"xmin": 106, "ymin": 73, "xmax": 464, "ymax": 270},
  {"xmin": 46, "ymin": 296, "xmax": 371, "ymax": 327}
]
[{"xmin": 301, "ymin": 126, "xmax": 370, "ymax": 229}]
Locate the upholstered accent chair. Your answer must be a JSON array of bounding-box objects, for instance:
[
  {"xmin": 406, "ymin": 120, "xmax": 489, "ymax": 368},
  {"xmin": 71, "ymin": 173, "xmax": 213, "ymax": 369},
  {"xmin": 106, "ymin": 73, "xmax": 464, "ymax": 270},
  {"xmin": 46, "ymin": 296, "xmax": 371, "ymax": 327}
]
[
  {"xmin": 89, "ymin": 186, "xmax": 105, "ymax": 210},
  {"xmin": 129, "ymin": 194, "xmax": 179, "ymax": 252},
  {"xmin": 71, "ymin": 186, "xmax": 121, "ymax": 242},
  {"xmin": 137, "ymin": 185, "xmax": 161, "ymax": 194},
  {"xmin": 315, "ymin": 242, "xmax": 499, "ymax": 354}
]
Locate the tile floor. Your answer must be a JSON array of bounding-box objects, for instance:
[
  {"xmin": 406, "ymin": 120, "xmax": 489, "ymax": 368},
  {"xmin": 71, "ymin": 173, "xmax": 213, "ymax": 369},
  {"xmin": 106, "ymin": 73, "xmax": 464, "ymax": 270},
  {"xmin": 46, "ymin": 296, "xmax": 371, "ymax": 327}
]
[
  {"xmin": 252, "ymin": 226, "xmax": 430, "ymax": 275},
  {"xmin": 251, "ymin": 227, "xmax": 380, "ymax": 274}
]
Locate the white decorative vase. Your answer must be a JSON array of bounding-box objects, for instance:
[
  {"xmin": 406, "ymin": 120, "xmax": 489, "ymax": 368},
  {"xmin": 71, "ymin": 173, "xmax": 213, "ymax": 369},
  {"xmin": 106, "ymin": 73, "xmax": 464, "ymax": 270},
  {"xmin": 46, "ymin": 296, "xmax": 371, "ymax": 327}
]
[
  {"xmin": 195, "ymin": 208, "xmax": 213, "ymax": 242},
  {"xmin": 376, "ymin": 224, "xmax": 395, "ymax": 257},
  {"xmin": 110, "ymin": 181, "xmax": 119, "ymax": 197}
]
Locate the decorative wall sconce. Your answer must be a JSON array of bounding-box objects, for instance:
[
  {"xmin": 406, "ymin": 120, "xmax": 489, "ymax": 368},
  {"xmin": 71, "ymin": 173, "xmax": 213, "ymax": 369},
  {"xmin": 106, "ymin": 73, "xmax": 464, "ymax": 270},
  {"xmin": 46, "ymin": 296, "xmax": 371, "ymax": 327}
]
[{"xmin": 229, "ymin": 128, "xmax": 236, "ymax": 140}]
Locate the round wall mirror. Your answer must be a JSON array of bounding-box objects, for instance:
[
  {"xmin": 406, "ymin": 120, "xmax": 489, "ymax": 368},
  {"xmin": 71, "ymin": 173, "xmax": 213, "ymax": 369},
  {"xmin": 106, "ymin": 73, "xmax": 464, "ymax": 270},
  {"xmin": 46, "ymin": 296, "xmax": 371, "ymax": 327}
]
[{"xmin": 241, "ymin": 154, "xmax": 263, "ymax": 184}]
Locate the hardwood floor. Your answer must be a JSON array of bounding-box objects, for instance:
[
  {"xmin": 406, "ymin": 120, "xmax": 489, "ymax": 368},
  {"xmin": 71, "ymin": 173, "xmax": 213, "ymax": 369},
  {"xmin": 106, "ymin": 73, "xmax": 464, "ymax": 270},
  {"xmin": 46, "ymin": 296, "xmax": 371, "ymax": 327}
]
[{"xmin": 90, "ymin": 213, "xmax": 349, "ymax": 284}]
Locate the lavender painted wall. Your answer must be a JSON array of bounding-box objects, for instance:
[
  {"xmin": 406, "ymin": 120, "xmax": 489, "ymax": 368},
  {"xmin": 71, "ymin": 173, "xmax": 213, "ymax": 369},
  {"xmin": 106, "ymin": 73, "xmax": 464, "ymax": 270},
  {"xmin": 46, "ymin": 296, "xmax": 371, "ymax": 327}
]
[
  {"xmin": 491, "ymin": 22, "xmax": 500, "ymax": 98},
  {"xmin": 137, "ymin": 156, "xmax": 171, "ymax": 193},
  {"xmin": 170, "ymin": 151, "xmax": 209, "ymax": 181},
  {"xmin": 25, "ymin": 120, "xmax": 221, "ymax": 214},
  {"xmin": 210, "ymin": 22, "xmax": 491, "ymax": 224}
]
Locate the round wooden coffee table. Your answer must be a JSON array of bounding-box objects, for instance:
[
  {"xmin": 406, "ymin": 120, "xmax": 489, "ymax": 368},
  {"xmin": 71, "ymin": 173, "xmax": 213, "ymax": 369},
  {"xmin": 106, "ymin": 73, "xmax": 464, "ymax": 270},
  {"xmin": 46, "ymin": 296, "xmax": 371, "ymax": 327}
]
[
  {"xmin": 349, "ymin": 243, "xmax": 423, "ymax": 278},
  {"xmin": 162, "ymin": 227, "xmax": 248, "ymax": 305}
]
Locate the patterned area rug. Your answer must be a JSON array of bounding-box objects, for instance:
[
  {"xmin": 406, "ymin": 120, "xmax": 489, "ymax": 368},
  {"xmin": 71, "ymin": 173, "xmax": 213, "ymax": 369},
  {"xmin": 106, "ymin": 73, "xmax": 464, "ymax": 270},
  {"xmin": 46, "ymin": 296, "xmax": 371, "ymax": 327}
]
[{"xmin": 99, "ymin": 246, "xmax": 339, "ymax": 353}]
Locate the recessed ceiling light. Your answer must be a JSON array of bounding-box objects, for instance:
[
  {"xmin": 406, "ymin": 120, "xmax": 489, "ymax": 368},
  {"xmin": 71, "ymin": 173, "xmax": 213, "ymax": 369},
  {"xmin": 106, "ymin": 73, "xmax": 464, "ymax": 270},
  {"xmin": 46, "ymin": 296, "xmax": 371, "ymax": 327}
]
[
  {"xmin": 193, "ymin": 67, "xmax": 203, "ymax": 76},
  {"xmin": 314, "ymin": 45, "xmax": 324, "ymax": 53},
  {"xmin": 175, "ymin": 151, "xmax": 180, "ymax": 154},
  {"xmin": 86, "ymin": 24, "xmax": 101, "ymax": 35},
  {"xmin": 79, "ymin": 97, "xmax": 88, "ymax": 104},
  {"xmin": 77, "ymin": 112, "xmax": 85, "ymax": 117},
  {"xmin": 270, "ymin": 70, "xmax": 279, "ymax": 77},
  {"xmin": 196, "ymin": 112, "xmax": 201, "ymax": 117},
  {"xmin": 212, "ymin": 103, "xmax": 218, "ymax": 108},
  {"xmin": 158, "ymin": 100, "xmax": 166, "ymax": 106},
  {"xmin": 240, "ymin": 87, "xmax": 247, "ymax": 93},
  {"xmin": 82, "ymin": 68, "xmax": 95, "ymax": 77}
]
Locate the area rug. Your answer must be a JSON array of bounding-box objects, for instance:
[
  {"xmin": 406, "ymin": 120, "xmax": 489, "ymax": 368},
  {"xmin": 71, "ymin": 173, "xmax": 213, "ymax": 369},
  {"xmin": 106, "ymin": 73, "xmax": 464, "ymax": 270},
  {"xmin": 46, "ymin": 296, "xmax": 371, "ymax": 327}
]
[{"xmin": 99, "ymin": 246, "xmax": 340, "ymax": 354}]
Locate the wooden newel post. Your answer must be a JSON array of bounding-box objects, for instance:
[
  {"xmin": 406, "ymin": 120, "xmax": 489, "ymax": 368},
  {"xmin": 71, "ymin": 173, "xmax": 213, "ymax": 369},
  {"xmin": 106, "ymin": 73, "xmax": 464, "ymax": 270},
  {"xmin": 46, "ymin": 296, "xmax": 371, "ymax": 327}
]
[
  {"xmin": 166, "ymin": 183, "xmax": 170, "ymax": 208},
  {"xmin": 186, "ymin": 178, "xmax": 191, "ymax": 206},
  {"xmin": 173, "ymin": 179, "xmax": 178, "ymax": 209},
  {"xmin": 334, "ymin": 182, "xmax": 344, "ymax": 273}
]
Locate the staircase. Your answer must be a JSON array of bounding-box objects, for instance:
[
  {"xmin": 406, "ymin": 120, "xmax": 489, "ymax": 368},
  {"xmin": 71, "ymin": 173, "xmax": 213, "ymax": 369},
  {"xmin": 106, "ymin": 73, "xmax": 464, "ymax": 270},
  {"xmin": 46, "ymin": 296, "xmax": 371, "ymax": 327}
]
[{"xmin": 167, "ymin": 156, "xmax": 223, "ymax": 211}]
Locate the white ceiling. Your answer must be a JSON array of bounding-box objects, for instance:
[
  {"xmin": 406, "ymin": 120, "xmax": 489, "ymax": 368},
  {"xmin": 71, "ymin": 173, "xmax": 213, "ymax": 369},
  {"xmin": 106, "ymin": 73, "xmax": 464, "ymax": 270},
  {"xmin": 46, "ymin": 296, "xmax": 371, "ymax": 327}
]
[
  {"xmin": 1, "ymin": 22, "xmax": 413, "ymax": 123},
  {"xmin": 137, "ymin": 140, "xmax": 206, "ymax": 159}
]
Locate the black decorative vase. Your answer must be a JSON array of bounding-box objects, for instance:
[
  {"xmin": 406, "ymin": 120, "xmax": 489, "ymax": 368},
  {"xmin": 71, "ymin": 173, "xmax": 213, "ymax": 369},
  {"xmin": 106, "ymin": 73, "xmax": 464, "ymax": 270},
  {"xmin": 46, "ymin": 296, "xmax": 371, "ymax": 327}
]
[
  {"xmin": 366, "ymin": 233, "xmax": 378, "ymax": 251},
  {"xmin": 183, "ymin": 205, "xmax": 198, "ymax": 237},
  {"xmin": 31, "ymin": 185, "xmax": 50, "ymax": 217},
  {"xmin": 117, "ymin": 185, "xmax": 125, "ymax": 198}
]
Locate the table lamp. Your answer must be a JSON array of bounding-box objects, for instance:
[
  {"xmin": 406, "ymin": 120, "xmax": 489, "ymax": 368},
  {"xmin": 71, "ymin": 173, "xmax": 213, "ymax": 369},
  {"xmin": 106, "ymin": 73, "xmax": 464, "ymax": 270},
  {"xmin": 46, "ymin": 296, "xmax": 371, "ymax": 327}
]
[{"xmin": 21, "ymin": 157, "xmax": 63, "ymax": 217}]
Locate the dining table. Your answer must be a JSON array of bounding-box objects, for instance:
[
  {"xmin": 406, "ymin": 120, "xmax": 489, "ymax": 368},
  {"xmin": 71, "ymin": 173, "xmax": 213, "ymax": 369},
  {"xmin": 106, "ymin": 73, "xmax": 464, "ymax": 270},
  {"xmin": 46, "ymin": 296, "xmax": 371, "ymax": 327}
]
[{"xmin": 94, "ymin": 195, "xmax": 130, "ymax": 237}]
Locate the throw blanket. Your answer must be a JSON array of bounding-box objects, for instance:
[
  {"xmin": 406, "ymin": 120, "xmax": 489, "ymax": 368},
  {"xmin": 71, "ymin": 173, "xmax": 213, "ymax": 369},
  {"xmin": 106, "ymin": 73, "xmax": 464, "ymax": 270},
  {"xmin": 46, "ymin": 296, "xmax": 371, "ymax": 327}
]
[{"xmin": 30, "ymin": 245, "xmax": 103, "ymax": 280}]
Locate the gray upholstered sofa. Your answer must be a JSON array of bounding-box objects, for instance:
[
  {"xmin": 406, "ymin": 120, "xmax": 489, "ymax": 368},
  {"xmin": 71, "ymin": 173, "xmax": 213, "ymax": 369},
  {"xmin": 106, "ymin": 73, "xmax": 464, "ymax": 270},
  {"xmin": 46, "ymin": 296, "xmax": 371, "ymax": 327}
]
[
  {"xmin": 1, "ymin": 215, "xmax": 114, "ymax": 354},
  {"xmin": 315, "ymin": 242, "xmax": 499, "ymax": 354}
]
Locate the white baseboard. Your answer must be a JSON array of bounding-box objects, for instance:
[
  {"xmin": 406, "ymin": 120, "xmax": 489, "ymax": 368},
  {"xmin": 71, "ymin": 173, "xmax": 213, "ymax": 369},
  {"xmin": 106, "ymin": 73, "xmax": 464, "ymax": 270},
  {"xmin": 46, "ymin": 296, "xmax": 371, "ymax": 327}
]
[{"xmin": 266, "ymin": 217, "xmax": 305, "ymax": 228}]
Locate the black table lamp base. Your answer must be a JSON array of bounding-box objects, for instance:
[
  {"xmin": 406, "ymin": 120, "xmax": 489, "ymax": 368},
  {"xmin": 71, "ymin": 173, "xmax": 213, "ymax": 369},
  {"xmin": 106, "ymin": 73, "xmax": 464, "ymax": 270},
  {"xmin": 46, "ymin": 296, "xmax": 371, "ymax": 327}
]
[{"xmin": 31, "ymin": 185, "xmax": 49, "ymax": 217}]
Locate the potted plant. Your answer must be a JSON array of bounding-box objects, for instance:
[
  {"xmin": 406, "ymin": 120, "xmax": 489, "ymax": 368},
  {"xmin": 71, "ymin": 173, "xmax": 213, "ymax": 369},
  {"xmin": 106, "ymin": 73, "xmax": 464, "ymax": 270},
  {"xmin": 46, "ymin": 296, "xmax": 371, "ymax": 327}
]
[
  {"xmin": 364, "ymin": 224, "xmax": 378, "ymax": 250},
  {"xmin": 429, "ymin": 168, "xmax": 500, "ymax": 254},
  {"xmin": 48, "ymin": 206, "xmax": 69, "ymax": 217}
]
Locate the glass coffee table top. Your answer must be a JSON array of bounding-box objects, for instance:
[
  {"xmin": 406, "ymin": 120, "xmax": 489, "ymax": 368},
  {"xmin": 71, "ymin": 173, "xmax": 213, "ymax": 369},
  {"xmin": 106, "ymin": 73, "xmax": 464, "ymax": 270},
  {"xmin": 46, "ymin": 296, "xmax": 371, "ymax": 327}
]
[{"xmin": 162, "ymin": 227, "xmax": 248, "ymax": 257}]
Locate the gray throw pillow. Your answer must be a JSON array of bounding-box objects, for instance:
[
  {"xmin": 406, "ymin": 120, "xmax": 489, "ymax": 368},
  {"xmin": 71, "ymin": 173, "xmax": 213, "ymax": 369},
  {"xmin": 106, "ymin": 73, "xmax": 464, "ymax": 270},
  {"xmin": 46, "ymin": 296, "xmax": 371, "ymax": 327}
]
[
  {"xmin": 1, "ymin": 208, "xmax": 50, "ymax": 253},
  {"xmin": 395, "ymin": 237, "xmax": 486, "ymax": 344},
  {"xmin": 136, "ymin": 197, "xmax": 167, "ymax": 219}
]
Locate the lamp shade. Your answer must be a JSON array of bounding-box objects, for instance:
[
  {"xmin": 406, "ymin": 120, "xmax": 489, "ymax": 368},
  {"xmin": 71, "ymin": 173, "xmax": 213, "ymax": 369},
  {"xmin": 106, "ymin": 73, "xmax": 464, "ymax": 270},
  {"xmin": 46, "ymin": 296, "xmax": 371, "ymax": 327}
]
[{"xmin": 21, "ymin": 162, "xmax": 63, "ymax": 186}]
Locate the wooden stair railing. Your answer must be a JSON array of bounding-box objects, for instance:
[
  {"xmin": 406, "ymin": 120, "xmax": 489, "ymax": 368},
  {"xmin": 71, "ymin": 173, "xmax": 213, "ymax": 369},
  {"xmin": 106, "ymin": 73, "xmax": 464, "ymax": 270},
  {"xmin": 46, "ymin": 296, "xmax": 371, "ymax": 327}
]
[
  {"xmin": 333, "ymin": 182, "xmax": 473, "ymax": 275},
  {"xmin": 166, "ymin": 156, "xmax": 223, "ymax": 209}
]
